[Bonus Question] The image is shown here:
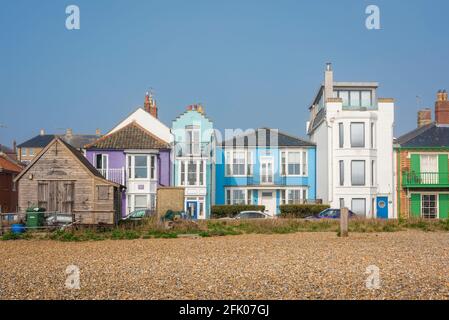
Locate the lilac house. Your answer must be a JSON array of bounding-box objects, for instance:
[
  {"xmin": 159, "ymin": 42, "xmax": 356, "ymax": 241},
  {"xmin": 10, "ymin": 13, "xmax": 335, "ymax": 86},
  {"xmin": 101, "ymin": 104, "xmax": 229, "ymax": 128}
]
[{"xmin": 85, "ymin": 121, "xmax": 171, "ymax": 217}]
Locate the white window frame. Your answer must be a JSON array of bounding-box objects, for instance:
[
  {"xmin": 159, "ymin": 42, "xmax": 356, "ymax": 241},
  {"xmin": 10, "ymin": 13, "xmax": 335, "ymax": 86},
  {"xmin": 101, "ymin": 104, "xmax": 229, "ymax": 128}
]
[
  {"xmin": 421, "ymin": 193, "xmax": 439, "ymax": 219},
  {"xmin": 224, "ymin": 149, "xmax": 252, "ymax": 177},
  {"xmin": 127, "ymin": 154, "xmax": 157, "ymax": 181},
  {"xmin": 185, "ymin": 127, "xmax": 200, "ymax": 156},
  {"xmin": 178, "ymin": 159, "xmax": 207, "ymax": 187},
  {"xmin": 280, "ymin": 149, "xmax": 308, "ymax": 177},
  {"xmin": 225, "ymin": 188, "xmax": 250, "ymax": 205},
  {"xmin": 281, "ymin": 188, "xmax": 307, "ymax": 205}
]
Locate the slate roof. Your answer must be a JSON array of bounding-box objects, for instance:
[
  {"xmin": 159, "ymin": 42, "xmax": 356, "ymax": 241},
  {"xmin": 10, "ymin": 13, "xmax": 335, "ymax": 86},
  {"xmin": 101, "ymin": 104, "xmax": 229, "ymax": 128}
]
[
  {"xmin": 221, "ymin": 128, "xmax": 315, "ymax": 148},
  {"xmin": 17, "ymin": 134, "xmax": 100, "ymax": 149},
  {"xmin": 85, "ymin": 121, "xmax": 169, "ymax": 150},
  {"xmin": 396, "ymin": 123, "xmax": 449, "ymax": 148}
]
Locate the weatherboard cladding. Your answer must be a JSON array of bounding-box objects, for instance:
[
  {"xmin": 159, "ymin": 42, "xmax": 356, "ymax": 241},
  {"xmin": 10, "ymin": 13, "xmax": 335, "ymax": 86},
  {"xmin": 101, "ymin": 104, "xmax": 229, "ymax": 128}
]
[
  {"xmin": 222, "ymin": 128, "xmax": 315, "ymax": 148},
  {"xmin": 86, "ymin": 122, "xmax": 169, "ymax": 150},
  {"xmin": 396, "ymin": 123, "xmax": 449, "ymax": 148}
]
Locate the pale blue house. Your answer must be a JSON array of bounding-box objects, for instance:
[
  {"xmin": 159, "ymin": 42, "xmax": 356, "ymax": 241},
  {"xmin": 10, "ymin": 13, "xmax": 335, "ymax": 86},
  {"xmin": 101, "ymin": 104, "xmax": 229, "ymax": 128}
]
[
  {"xmin": 172, "ymin": 105, "xmax": 215, "ymax": 219},
  {"xmin": 215, "ymin": 128, "xmax": 316, "ymax": 216}
]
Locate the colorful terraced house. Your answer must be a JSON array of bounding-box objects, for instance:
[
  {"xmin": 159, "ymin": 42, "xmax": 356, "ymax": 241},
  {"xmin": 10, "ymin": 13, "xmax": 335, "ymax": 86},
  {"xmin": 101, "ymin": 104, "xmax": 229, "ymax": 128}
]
[
  {"xmin": 171, "ymin": 104, "xmax": 215, "ymax": 219},
  {"xmin": 215, "ymin": 128, "xmax": 316, "ymax": 216},
  {"xmin": 395, "ymin": 90, "xmax": 449, "ymax": 219},
  {"xmin": 85, "ymin": 93, "xmax": 172, "ymax": 216}
]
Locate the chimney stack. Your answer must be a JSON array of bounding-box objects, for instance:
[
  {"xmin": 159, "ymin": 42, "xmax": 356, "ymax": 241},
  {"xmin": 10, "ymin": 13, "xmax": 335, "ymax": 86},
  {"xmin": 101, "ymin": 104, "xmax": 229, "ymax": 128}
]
[
  {"xmin": 66, "ymin": 128, "xmax": 73, "ymax": 138},
  {"xmin": 144, "ymin": 91, "xmax": 158, "ymax": 118},
  {"xmin": 417, "ymin": 108, "xmax": 432, "ymax": 128},
  {"xmin": 95, "ymin": 128, "xmax": 101, "ymax": 136},
  {"xmin": 435, "ymin": 89, "xmax": 449, "ymax": 125},
  {"xmin": 13, "ymin": 140, "xmax": 16, "ymax": 153},
  {"xmin": 40, "ymin": 129, "xmax": 45, "ymax": 136},
  {"xmin": 324, "ymin": 63, "xmax": 334, "ymax": 101}
]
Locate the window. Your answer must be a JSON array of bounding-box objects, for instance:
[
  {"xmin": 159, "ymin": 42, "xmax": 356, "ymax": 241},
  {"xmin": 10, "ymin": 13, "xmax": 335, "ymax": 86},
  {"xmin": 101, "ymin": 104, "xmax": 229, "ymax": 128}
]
[
  {"xmin": 281, "ymin": 150, "xmax": 307, "ymax": 176},
  {"xmin": 187, "ymin": 161, "xmax": 197, "ymax": 186},
  {"xmin": 96, "ymin": 154, "xmax": 108, "ymax": 174},
  {"xmin": 179, "ymin": 160, "xmax": 205, "ymax": 186},
  {"xmin": 232, "ymin": 189, "xmax": 246, "ymax": 205},
  {"xmin": 361, "ymin": 91, "xmax": 372, "ymax": 107},
  {"xmin": 150, "ymin": 156, "xmax": 156, "ymax": 180},
  {"xmin": 422, "ymin": 194, "xmax": 437, "ymax": 219},
  {"xmin": 29, "ymin": 148, "xmax": 35, "ymax": 156},
  {"xmin": 350, "ymin": 91, "xmax": 360, "ymax": 108},
  {"xmin": 351, "ymin": 123, "xmax": 365, "ymax": 147},
  {"xmin": 280, "ymin": 190, "xmax": 286, "ymax": 205},
  {"xmin": 247, "ymin": 151, "xmax": 253, "ymax": 176},
  {"xmin": 97, "ymin": 185, "xmax": 110, "ymax": 200},
  {"xmin": 281, "ymin": 152, "xmax": 287, "ymax": 176},
  {"xmin": 337, "ymin": 91, "xmax": 349, "ymax": 106},
  {"xmin": 370, "ymin": 123, "xmax": 375, "ymax": 149},
  {"xmin": 247, "ymin": 190, "xmax": 252, "ymax": 205},
  {"xmin": 186, "ymin": 127, "xmax": 200, "ymax": 156},
  {"xmin": 339, "ymin": 123, "xmax": 344, "ymax": 148},
  {"xmin": 21, "ymin": 148, "xmax": 27, "ymax": 156},
  {"xmin": 226, "ymin": 190, "xmax": 231, "ymax": 205},
  {"xmin": 351, "ymin": 198, "xmax": 366, "ymax": 216},
  {"xmin": 420, "ymin": 155, "xmax": 438, "ymax": 184},
  {"xmin": 134, "ymin": 195, "xmax": 148, "ymax": 211},
  {"xmin": 287, "ymin": 190, "xmax": 301, "ymax": 204},
  {"xmin": 225, "ymin": 151, "xmax": 232, "ymax": 176},
  {"xmin": 351, "ymin": 161, "xmax": 365, "ymax": 186},
  {"xmin": 288, "ymin": 152, "xmax": 301, "ymax": 175},
  {"xmin": 233, "ymin": 152, "xmax": 246, "ymax": 176},
  {"xmin": 339, "ymin": 160, "xmax": 344, "ymax": 186}
]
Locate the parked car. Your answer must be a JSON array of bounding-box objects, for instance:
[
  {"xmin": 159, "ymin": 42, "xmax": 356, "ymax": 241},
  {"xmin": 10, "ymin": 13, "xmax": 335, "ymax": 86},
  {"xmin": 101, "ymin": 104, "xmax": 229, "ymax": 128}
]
[
  {"xmin": 235, "ymin": 211, "xmax": 272, "ymax": 220},
  {"xmin": 122, "ymin": 209, "xmax": 155, "ymax": 221},
  {"xmin": 305, "ymin": 208, "xmax": 357, "ymax": 220}
]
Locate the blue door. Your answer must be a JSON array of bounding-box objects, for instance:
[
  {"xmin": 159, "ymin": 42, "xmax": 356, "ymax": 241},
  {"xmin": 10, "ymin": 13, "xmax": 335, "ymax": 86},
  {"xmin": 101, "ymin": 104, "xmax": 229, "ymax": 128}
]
[
  {"xmin": 376, "ymin": 197, "xmax": 389, "ymax": 219},
  {"xmin": 186, "ymin": 201, "xmax": 198, "ymax": 219}
]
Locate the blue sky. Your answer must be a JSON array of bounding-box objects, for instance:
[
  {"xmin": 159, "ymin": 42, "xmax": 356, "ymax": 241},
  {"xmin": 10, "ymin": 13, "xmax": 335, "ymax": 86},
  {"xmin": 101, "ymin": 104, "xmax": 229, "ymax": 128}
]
[{"xmin": 1, "ymin": 0, "xmax": 449, "ymax": 147}]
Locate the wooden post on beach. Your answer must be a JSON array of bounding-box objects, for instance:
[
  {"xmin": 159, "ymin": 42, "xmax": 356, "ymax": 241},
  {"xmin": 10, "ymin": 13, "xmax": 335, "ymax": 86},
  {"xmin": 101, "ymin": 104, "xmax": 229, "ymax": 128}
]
[
  {"xmin": 0, "ymin": 214, "xmax": 4, "ymax": 236},
  {"xmin": 340, "ymin": 207, "xmax": 349, "ymax": 237}
]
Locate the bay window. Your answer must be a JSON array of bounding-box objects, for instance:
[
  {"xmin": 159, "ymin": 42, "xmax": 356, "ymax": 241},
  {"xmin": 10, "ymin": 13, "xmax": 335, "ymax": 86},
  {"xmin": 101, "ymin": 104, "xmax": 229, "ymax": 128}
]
[
  {"xmin": 280, "ymin": 150, "xmax": 308, "ymax": 176},
  {"xmin": 127, "ymin": 155, "xmax": 157, "ymax": 180},
  {"xmin": 351, "ymin": 160, "xmax": 366, "ymax": 186},
  {"xmin": 288, "ymin": 152, "xmax": 301, "ymax": 175},
  {"xmin": 351, "ymin": 123, "xmax": 365, "ymax": 148}
]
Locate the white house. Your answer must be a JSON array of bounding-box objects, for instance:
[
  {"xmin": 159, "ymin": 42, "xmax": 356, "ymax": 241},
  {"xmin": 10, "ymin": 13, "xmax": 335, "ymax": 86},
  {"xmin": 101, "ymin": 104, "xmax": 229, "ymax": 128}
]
[{"xmin": 307, "ymin": 63, "xmax": 395, "ymax": 218}]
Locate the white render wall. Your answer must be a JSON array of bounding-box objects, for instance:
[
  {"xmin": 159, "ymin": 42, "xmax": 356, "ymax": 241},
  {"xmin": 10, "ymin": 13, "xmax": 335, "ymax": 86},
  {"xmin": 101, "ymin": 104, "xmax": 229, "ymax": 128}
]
[
  {"xmin": 310, "ymin": 100, "xmax": 395, "ymax": 218},
  {"xmin": 108, "ymin": 108, "xmax": 173, "ymax": 143}
]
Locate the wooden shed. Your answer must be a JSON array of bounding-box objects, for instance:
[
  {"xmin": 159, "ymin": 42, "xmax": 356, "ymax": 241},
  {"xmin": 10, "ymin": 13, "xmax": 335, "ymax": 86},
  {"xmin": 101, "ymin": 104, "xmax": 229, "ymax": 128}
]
[{"xmin": 14, "ymin": 137, "xmax": 123, "ymax": 225}]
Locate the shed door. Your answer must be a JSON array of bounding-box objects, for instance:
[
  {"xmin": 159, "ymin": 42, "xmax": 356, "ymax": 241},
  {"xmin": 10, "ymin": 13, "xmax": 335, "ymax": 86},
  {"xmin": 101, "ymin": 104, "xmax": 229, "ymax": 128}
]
[{"xmin": 39, "ymin": 181, "xmax": 74, "ymax": 213}]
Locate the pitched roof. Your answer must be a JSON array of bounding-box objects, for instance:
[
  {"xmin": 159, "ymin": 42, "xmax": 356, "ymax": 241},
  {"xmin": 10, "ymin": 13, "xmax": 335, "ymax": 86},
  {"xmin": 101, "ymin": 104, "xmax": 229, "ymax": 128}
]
[
  {"xmin": 0, "ymin": 153, "xmax": 22, "ymax": 173},
  {"xmin": 85, "ymin": 121, "xmax": 169, "ymax": 150},
  {"xmin": 221, "ymin": 128, "xmax": 315, "ymax": 148},
  {"xmin": 396, "ymin": 123, "xmax": 449, "ymax": 148},
  {"xmin": 17, "ymin": 134, "xmax": 100, "ymax": 149},
  {"xmin": 14, "ymin": 137, "xmax": 120, "ymax": 187}
]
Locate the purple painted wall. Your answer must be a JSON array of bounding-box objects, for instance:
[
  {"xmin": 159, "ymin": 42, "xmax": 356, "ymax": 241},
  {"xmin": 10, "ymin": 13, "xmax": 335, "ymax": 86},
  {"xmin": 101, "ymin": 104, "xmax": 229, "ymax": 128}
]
[
  {"xmin": 85, "ymin": 150, "xmax": 127, "ymax": 216},
  {"xmin": 85, "ymin": 149, "xmax": 172, "ymax": 217}
]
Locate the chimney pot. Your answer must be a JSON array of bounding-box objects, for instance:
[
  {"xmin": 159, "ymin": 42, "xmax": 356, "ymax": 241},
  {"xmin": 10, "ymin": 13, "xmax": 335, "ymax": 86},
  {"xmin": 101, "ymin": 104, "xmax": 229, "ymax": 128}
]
[{"xmin": 95, "ymin": 128, "xmax": 101, "ymax": 136}]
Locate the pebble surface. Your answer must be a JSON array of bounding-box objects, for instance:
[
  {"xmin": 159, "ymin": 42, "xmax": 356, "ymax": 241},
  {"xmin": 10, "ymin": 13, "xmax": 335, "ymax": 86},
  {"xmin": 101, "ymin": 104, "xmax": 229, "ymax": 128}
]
[{"xmin": 1, "ymin": 231, "xmax": 448, "ymax": 300}]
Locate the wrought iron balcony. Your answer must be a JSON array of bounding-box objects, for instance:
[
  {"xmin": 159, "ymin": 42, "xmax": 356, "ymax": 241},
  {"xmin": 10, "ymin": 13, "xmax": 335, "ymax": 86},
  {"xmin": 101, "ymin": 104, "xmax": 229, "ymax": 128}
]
[{"xmin": 402, "ymin": 171, "xmax": 449, "ymax": 188}]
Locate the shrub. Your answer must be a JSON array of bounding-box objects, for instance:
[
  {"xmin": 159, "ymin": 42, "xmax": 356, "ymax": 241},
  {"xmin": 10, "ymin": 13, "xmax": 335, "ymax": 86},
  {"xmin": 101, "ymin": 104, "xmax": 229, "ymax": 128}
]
[
  {"xmin": 211, "ymin": 205, "xmax": 265, "ymax": 219},
  {"xmin": 279, "ymin": 204, "xmax": 330, "ymax": 218},
  {"xmin": 1, "ymin": 232, "xmax": 32, "ymax": 241}
]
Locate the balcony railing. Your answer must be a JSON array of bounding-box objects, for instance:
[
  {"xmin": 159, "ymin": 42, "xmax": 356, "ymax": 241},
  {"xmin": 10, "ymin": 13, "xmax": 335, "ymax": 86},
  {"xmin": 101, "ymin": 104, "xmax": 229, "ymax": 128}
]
[
  {"xmin": 402, "ymin": 172, "xmax": 449, "ymax": 187},
  {"xmin": 245, "ymin": 176, "xmax": 287, "ymax": 186},
  {"xmin": 174, "ymin": 142, "xmax": 213, "ymax": 158},
  {"xmin": 97, "ymin": 168, "xmax": 126, "ymax": 185}
]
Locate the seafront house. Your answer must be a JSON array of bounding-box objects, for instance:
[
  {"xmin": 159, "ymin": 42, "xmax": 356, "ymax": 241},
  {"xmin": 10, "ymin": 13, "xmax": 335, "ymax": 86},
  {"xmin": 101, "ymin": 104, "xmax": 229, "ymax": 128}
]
[
  {"xmin": 0, "ymin": 152, "xmax": 22, "ymax": 213},
  {"xmin": 172, "ymin": 104, "xmax": 215, "ymax": 219},
  {"xmin": 307, "ymin": 63, "xmax": 395, "ymax": 218},
  {"xmin": 14, "ymin": 138, "xmax": 123, "ymax": 225},
  {"xmin": 394, "ymin": 90, "xmax": 449, "ymax": 219},
  {"xmin": 215, "ymin": 128, "xmax": 316, "ymax": 216},
  {"xmin": 17, "ymin": 129, "xmax": 101, "ymax": 165},
  {"xmin": 85, "ymin": 93, "xmax": 172, "ymax": 216}
]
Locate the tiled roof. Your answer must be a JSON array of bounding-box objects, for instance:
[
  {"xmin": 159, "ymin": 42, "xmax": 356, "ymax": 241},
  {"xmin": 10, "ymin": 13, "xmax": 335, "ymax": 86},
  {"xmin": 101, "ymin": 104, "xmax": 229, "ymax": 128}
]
[
  {"xmin": 221, "ymin": 128, "xmax": 315, "ymax": 148},
  {"xmin": 17, "ymin": 134, "xmax": 100, "ymax": 149},
  {"xmin": 396, "ymin": 123, "xmax": 449, "ymax": 148},
  {"xmin": 86, "ymin": 121, "xmax": 169, "ymax": 150},
  {"xmin": 0, "ymin": 153, "xmax": 23, "ymax": 173}
]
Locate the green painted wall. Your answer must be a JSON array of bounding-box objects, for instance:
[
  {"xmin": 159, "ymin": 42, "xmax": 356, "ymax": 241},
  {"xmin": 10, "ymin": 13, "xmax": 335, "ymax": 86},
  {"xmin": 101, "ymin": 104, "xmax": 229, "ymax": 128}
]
[
  {"xmin": 439, "ymin": 194, "xmax": 449, "ymax": 219},
  {"xmin": 438, "ymin": 154, "xmax": 448, "ymax": 184},
  {"xmin": 411, "ymin": 193, "xmax": 421, "ymax": 218}
]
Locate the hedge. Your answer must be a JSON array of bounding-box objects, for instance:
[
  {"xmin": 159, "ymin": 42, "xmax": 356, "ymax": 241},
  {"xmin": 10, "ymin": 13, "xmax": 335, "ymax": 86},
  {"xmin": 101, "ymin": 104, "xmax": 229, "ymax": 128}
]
[
  {"xmin": 279, "ymin": 204, "xmax": 330, "ymax": 218},
  {"xmin": 211, "ymin": 205, "xmax": 266, "ymax": 219}
]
